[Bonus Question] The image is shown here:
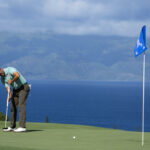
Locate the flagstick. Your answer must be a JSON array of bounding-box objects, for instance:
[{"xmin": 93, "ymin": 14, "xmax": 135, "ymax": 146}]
[{"xmin": 142, "ymin": 52, "xmax": 146, "ymax": 146}]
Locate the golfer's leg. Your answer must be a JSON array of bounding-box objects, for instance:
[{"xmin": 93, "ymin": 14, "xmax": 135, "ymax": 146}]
[
  {"xmin": 11, "ymin": 94, "xmax": 19, "ymax": 128},
  {"xmin": 19, "ymin": 85, "xmax": 30, "ymax": 128}
]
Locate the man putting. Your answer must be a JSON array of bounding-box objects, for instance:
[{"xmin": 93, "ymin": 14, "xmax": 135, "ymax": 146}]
[{"xmin": 0, "ymin": 67, "xmax": 30, "ymax": 132}]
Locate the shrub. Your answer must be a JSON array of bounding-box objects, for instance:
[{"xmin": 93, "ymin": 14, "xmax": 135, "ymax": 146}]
[
  {"xmin": 0, "ymin": 112, "xmax": 9, "ymax": 121},
  {"xmin": 45, "ymin": 115, "xmax": 49, "ymax": 123}
]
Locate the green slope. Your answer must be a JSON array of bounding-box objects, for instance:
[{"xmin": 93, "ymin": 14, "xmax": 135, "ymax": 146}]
[{"xmin": 0, "ymin": 122, "xmax": 149, "ymax": 150}]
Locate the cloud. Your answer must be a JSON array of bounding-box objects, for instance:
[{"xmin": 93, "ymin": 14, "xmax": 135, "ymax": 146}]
[
  {"xmin": 42, "ymin": 0, "xmax": 108, "ymax": 19},
  {"xmin": 0, "ymin": 0, "xmax": 150, "ymax": 36},
  {"xmin": 52, "ymin": 20, "xmax": 149, "ymax": 37}
]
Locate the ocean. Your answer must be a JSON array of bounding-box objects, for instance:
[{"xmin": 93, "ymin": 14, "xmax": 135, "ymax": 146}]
[{"xmin": 0, "ymin": 81, "xmax": 150, "ymax": 131}]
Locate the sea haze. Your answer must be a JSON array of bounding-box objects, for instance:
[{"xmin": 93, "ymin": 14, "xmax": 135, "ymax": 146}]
[{"xmin": 0, "ymin": 81, "xmax": 150, "ymax": 131}]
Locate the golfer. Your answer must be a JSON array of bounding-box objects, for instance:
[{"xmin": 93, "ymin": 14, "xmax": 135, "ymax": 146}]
[{"xmin": 0, "ymin": 67, "xmax": 30, "ymax": 132}]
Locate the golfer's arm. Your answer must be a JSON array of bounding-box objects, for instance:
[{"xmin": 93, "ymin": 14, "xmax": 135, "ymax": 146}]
[{"xmin": 11, "ymin": 72, "xmax": 20, "ymax": 83}]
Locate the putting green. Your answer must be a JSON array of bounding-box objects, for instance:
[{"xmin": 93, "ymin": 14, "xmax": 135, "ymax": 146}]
[{"xmin": 0, "ymin": 122, "xmax": 150, "ymax": 150}]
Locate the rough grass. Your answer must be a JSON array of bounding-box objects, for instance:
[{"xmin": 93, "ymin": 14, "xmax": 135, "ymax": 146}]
[{"xmin": 0, "ymin": 122, "xmax": 150, "ymax": 150}]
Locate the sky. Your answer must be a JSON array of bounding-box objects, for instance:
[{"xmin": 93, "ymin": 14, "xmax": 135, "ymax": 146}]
[
  {"xmin": 0, "ymin": 0, "xmax": 150, "ymax": 37},
  {"xmin": 0, "ymin": 0, "xmax": 150, "ymax": 81}
]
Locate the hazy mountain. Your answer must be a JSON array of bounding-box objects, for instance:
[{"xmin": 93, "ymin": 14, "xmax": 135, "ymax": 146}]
[{"xmin": 0, "ymin": 32, "xmax": 150, "ymax": 81}]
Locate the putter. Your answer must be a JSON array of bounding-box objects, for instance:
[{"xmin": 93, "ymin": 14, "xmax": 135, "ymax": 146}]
[{"xmin": 3, "ymin": 87, "xmax": 10, "ymax": 130}]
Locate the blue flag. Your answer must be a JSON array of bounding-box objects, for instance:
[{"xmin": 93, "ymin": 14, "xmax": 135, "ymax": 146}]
[{"xmin": 134, "ymin": 25, "xmax": 147, "ymax": 57}]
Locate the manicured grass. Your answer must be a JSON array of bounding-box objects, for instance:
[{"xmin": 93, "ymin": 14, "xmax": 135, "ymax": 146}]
[{"xmin": 0, "ymin": 121, "xmax": 150, "ymax": 150}]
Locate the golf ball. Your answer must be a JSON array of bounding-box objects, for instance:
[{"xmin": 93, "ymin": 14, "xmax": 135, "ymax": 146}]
[{"xmin": 73, "ymin": 136, "xmax": 76, "ymax": 139}]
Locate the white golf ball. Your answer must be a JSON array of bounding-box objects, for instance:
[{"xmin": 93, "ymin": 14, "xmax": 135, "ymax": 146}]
[{"xmin": 73, "ymin": 136, "xmax": 76, "ymax": 139}]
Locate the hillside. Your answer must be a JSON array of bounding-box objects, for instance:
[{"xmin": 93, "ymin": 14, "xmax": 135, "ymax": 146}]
[{"xmin": 0, "ymin": 32, "xmax": 149, "ymax": 81}]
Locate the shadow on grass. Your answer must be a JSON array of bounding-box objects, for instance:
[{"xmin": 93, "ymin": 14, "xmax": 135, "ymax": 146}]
[
  {"xmin": 125, "ymin": 139, "xmax": 141, "ymax": 143},
  {"xmin": 125, "ymin": 139, "xmax": 150, "ymax": 144},
  {"xmin": 26, "ymin": 129, "xmax": 44, "ymax": 132},
  {"xmin": 1, "ymin": 129, "xmax": 44, "ymax": 133}
]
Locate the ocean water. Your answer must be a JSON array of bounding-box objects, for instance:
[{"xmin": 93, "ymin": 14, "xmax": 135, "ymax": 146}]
[{"xmin": 0, "ymin": 81, "xmax": 150, "ymax": 131}]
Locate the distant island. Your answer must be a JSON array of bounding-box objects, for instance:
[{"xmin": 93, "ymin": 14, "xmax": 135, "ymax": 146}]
[{"xmin": 0, "ymin": 32, "xmax": 149, "ymax": 81}]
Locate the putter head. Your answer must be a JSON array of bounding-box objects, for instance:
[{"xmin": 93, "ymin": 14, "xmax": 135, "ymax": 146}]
[{"xmin": 3, "ymin": 127, "xmax": 8, "ymax": 132}]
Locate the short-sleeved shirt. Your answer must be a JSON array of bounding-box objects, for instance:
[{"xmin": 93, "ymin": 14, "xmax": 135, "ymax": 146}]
[{"xmin": 1, "ymin": 67, "xmax": 27, "ymax": 90}]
